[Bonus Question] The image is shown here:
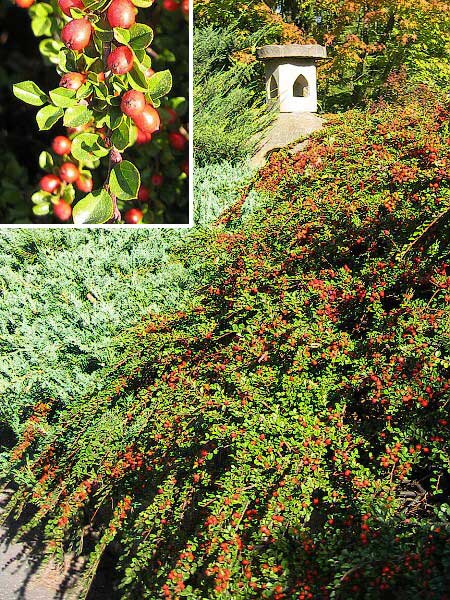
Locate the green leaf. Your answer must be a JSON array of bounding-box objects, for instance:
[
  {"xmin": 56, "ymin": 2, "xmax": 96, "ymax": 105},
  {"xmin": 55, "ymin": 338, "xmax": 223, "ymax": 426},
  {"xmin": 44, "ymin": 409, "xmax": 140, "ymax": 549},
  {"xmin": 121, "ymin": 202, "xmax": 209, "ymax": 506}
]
[
  {"xmin": 39, "ymin": 39, "xmax": 64, "ymax": 65},
  {"xmin": 29, "ymin": 2, "xmax": 53, "ymax": 16},
  {"xmin": 49, "ymin": 87, "xmax": 78, "ymax": 108},
  {"xmin": 76, "ymin": 82, "xmax": 94, "ymax": 100},
  {"xmin": 109, "ymin": 160, "xmax": 140, "ymax": 200},
  {"xmin": 63, "ymin": 105, "xmax": 93, "ymax": 127},
  {"xmin": 71, "ymin": 133, "xmax": 109, "ymax": 162},
  {"xmin": 72, "ymin": 189, "xmax": 114, "ymax": 224},
  {"xmin": 39, "ymin": 151, "xmax": 54, "ymax": 170},
  {"xmin": 32, "ymin": 191, "xmax": 51, "ymax": 205},
  {"xmin": 31, "ymin": 16, "xmax": 52, "ymax": 37},
  {"xmin": 13, "ymin": 81, "xmax": 47, "ymax": 106},
  {"xmin": 111, "ymin": 119, "xmax": 134, "ymax": 151},
  {"xmin": 83, "ymin": 0, "xmax": 110, "ymax": 10},
  {"xmin": 114, "ymin": 27, "xmax": 131, "ymax": 45},
  {"xmin": 36, "ymin": 105, "xmax": 64, "ymax": 130},
  {"xmin": 129, "ymin": 23, "xmax": 153, "ymax": 50},
  {"xmin": 147, "ymin": 70, "xmax": 172, "ymax": 100},
  {"xmin": 127, "ymin": 66, "xmax": 149, "ymax": 92},
  {"xmin": 131, "ymin": 0, "xmax": 154, "ymax": 6},
  {"xmin": 33, "ymin": 203, "xmax": 51, "ymax": 216},
  {"xmin": 63, "ymin": 184, "xmax": 76, "ymax": 204}
]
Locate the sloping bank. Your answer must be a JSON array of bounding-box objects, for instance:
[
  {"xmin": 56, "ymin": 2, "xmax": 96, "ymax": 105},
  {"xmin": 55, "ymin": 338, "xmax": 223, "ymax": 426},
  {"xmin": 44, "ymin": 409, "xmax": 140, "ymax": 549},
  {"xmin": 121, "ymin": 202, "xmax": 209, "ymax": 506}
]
[{"xmin": 2, "ymin": 84, "xmax": 450, "ymax": 599}]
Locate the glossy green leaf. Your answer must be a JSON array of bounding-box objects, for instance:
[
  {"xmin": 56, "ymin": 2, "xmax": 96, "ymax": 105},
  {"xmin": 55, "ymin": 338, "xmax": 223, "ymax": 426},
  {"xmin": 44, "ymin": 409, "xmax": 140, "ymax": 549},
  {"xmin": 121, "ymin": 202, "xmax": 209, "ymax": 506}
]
[
  {"xmin": 147, "ymin": 69, "xmax": 172, "ymax": 100},
  {"xmin": 63, "ymin": 105, "xmax": 93, "ymax": 127},
  {"xmin": 13, "ymin": 81, "xmax": 47, "ymax": 106},
  {"xmin": 36, "ymin": 105, "xmax": 64, "ymax": 130},
  {"xmin": 109, "ymin": 160, "xmax": 140, "ymax": 200},
  {"xmin": 71, "ymin": 133, "xmax": 110, "ymax": 162},
  {"xmin": 72, "ymin": 189, "xmax": 114, "ymax": 224}
]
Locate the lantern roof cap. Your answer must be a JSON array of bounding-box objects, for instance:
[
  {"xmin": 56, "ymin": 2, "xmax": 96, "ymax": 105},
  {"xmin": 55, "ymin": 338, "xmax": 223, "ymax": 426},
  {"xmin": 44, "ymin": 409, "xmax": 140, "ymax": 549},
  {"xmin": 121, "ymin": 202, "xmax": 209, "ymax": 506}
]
[{"xmin": 257, "ymin": 44, "xmax": 327, "ymax": 60}]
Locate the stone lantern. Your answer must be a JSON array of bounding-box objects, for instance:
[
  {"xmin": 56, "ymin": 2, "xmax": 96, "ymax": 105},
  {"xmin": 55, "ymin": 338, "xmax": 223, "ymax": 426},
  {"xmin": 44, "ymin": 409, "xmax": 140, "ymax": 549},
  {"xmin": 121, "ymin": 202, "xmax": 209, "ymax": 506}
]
[{"xmin": 257, "ymin": 44, "xmax": 327, "ymax": 113}]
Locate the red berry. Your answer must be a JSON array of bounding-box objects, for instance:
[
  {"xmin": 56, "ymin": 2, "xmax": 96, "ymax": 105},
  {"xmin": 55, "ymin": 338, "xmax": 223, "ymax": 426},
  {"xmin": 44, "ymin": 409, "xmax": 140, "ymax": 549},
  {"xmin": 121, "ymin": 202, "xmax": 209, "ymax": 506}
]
[
  {"xmin": 138, "ymin": 185, "xmax": 150, "ymax": 202},
  {"xmin": 15, "ymin": 0, "xmax": 35, "ymax": 7},
  {"xmin": 58, "ymin": 0, "xmax": 84, "ymax": 17},
  {"xmin": 76, "ymin": 175, "xmax": 93, "ymax": 192},
  {"xmin": 165, "ymin": 107, "xmax": 178, "ymax": 125},
  {"xmin": 134, "ymin": 105, "xmax": 160, "ymax": 134},
  {"xmin": 181, "ymin": 0, "xmax": 189, "ymax": 16},
  {"xmin": 53, "ymin": 200, "xmax": 72, "ymax": 222},
  {"xmin": 60, "ymin": 162, "xmax": 79, "ymax": 183},
  {"xmin": 136, "ymin": 128, "xmax": 152, "ymax": 144},
  {"xmin": 40, "ymin": 174, "xmax": 61, "ymax": 194},
  {"xmin": 52, "ymin": 136, "xmax": 72, "ymax": 156},
  {"xmin": 60, "ymin": 72, "xmax": 86, "ymax": 90},
  {"xmin": 162, "ymin": 0, "xmax": 179, "ymax": 10},
  {"xmin": 169, "ymin": 131, "xmax": 187, "ymax": 151},
  {"xmin": 144, "ymin": 67, "xmax": 155, "ymax": 78},
  {"xmin": 121, "ymin": 90, "xmax": 146, "ymax": 118},
  {"xmin": 107, "ymin": 46, "xmax": 134, "ymax": 75},
  {"xmin": 124, "ymin": 208, "xmax": 143, "ymax": 224},
  {"xmin": 151, "ymin": 173, "xmax": 164, "ymax": 187},
  {"xmin": 107, "ymin": 0, "xmax": 136, "ymax": 28},
  {"xmin": 61, "ymin": 18, "xmax": 92, "ymax": 52}
]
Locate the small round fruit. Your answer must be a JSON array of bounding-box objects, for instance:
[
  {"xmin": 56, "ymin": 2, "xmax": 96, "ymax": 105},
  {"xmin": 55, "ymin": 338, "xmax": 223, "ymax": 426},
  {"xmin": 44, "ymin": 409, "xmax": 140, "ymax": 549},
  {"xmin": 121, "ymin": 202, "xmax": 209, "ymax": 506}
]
[
  {"xmin": 144, "ymin": 67, "xmax": 155, "ymax": 78},
  {"xmin": 164, "ymin": 107, "xmax": 178, "ymax": 125},
  {"xmin": 60, "ymin": 162, "xmax": 79, "ymax": 183},
  {"xmin": 151, "ymin": 173, "xmax": 163, "ymax": 187},
  {"xmin": 181, "ymin": 0, "xmax": 189, "ymax": 16},
  {"xmin": 60, "ymin": 72, "xmax": 86, "ymax": 90},
  {"xmin": 52, "ymin": 136, "xmax": 72, "ymax": 156},
  {"xmin": 136, "ymin": 129, "xmax": 152, "ymax": 145},
  {"xmin": 124, "ymin": 208, "xmax": 143, "ymax": 224},
  {"xmin": 61, "ymin": 18, "xmax": 92, "ymax": 51},
  {"xmin": 121, "ymin": 90, "xmax": 146, "ymax": 118},
  {"xmin": 168, "ymin": 131, "xmax": 187, "ymax": 151},
  {"xmin": 162, "ymin": 0, "xmax": 179, "ymax": 10},
  {"xmin": 138, "ymin": 185, "xmax": 150, "ymax": 202},
  {"xmin": 58, "ymin": 0, "xmax": 84, "ymax": 16},
  {"xmin": 76, "ymin": 175, "xmax": 93, "ymax": 193},
  {"xmin": 40, "ymin": 174, "xmax": 61, "ymax": 194},
  {"xmin": 107, "ymin": 46, "xmax": 134, "ymax": 75},
  {"xmin": 53, "ymin": 200, "xmax": 72, "ymax": 222},
  {"xmin": 15, "ymin": 0, "xmax": 35, "ymax": 7},
  {"xmin": 107, "ymin": 0, "xmax": 136, "ymax": 29},
  {"xmin": 134, "ymin": 105, "xmax": 160, "ymax": 134}
]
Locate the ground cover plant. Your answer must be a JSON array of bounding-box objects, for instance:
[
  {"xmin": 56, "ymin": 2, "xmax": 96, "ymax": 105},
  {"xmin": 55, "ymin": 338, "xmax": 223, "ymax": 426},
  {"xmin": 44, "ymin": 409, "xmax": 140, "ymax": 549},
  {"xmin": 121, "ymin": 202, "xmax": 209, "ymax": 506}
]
[
  {"xmin": 2, "ymin": 81, "xmax": 450, "ymax": 598},
  {"xmin": 4, "ymin": 0, "xmax": 189, "ymax": 224}
]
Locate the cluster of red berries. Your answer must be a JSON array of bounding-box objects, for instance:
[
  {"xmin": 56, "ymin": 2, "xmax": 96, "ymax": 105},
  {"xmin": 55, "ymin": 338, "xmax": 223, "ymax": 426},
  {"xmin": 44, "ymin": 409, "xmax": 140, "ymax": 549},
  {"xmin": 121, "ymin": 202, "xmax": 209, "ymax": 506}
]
[
  {"xmin": 121, "ymin": 90, "xmax": 161, "ymax": 144},
  {"xmin": 162, "ymin": 0, "xmax": 189, "ymax": 15},
  {"xmin": 39, "ymin": 135, "xmax": 93, "ymax": 222}
]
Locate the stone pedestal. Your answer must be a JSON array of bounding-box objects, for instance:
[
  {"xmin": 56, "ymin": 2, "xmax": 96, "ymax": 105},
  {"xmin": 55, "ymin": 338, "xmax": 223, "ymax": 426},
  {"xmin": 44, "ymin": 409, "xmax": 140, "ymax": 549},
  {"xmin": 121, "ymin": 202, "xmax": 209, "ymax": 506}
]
[{"xmin": 257, "ymin": 45, "xmax": 327, "ymax": 113}]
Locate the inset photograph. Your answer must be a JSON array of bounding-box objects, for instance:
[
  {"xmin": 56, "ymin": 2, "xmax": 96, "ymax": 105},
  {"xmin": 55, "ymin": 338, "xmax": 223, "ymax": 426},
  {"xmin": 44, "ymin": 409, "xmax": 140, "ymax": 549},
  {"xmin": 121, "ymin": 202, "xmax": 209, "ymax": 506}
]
[{"xmin": 0, "ymin": 0, "xmax": 190, "ymax": 225}]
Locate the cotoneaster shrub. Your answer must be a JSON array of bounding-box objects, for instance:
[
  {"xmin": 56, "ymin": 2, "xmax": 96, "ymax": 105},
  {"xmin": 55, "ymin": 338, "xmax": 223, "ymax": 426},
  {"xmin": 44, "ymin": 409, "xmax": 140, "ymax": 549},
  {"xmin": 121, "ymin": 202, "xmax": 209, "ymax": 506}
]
[
  {"xmin": 2, "ymin": 83, "xmax": 450, "ymax": 598},
  {"xmin": 11, "ymin": 0, "xmax": 189, "ymax": 224}
]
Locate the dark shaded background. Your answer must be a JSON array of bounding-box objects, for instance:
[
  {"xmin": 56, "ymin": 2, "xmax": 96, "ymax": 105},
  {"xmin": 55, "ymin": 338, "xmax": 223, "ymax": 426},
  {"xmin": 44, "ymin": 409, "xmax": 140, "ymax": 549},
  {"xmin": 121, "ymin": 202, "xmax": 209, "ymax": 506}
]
[{"xmin": 0, "ymin": 0, "xmax": 58, "ymax": 223}]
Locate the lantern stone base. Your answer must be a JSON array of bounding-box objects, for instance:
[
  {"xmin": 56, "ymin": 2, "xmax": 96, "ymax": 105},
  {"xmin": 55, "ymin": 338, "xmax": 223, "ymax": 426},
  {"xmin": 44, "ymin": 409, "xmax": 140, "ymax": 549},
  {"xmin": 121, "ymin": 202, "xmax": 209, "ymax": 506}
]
[{"xmin": 251, "ymin": 112, "xmax": 324, "ymax": 168}]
